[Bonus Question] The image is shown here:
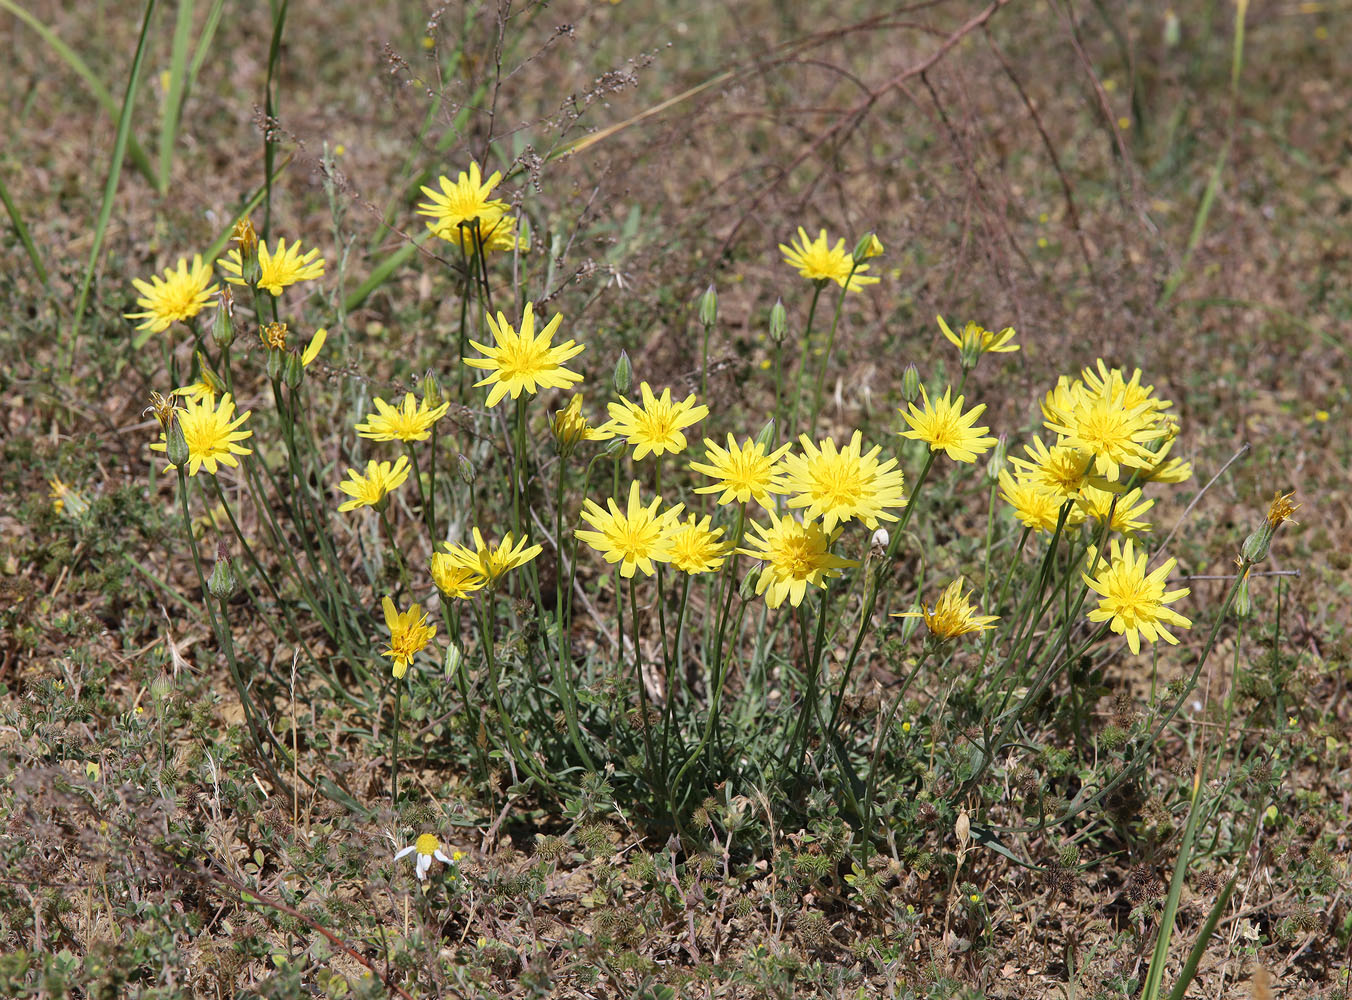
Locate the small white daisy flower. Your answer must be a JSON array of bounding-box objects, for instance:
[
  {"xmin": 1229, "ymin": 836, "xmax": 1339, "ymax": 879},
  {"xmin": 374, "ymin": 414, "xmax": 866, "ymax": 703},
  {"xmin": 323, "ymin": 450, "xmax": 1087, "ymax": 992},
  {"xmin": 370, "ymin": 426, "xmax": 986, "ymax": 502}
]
[{"xmin": 394, "ymin": 833, "xmax": 456, "ymax": 881}]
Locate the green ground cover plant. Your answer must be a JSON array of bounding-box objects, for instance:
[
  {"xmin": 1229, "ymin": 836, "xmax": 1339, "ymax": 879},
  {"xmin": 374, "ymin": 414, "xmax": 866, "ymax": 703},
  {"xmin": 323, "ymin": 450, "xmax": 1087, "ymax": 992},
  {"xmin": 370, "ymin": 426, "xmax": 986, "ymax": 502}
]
[{"xmin": 1, "ymin": 0, "xmax": 1349, "ymax": 997}]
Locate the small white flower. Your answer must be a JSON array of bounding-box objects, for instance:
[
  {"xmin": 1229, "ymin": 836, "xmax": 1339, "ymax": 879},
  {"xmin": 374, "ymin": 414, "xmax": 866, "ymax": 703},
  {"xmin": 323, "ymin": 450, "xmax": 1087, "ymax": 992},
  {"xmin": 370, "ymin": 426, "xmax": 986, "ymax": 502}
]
[{"xmin": 394, "ymin": 833, "xmax": 456, "ymax": 881}]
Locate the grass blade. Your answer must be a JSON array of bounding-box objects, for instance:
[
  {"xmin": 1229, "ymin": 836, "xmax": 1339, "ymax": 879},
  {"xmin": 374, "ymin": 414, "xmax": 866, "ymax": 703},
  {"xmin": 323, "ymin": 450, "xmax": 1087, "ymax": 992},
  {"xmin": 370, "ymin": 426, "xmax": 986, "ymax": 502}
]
[
  {"xmin": 262, "ymin": 0, "xmax": 290, "ymax": 239},
  {"xmin": 67, "ymin": 0, "xmax": 159, "ymax": 374},
  {"xmin": 0, "ymin": 0, "xmax": 157, "ymax": 186},
  {"xmin": 0, "ymin": 163, "xmax": 49, "ymax": 288},
  {"xmin": 157, "ymin": 0, "xmax": 196, "ymax": 191}
]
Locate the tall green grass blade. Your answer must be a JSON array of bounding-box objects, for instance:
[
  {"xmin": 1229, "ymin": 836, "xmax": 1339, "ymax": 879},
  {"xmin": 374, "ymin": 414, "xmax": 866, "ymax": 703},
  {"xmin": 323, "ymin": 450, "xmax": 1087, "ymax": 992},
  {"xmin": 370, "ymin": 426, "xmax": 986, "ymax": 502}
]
[
  {"xmin": 344, "ymin": 231, "xmax": 430, "ymax": 313},
  {"xmin": 67, "ymin": 0, "xmax": 159, "ymax": 375},
  {"xmin": 0, "ymin": 0, "xmax": 157, "ymax": 186},
  {"xmin": 1141, "ymin": 763, "xmax": 1206, "ymax": 1000},
  {"xmin": 1164, "ymin": 818, "xmax": 1255, "ymax": 1000},
  {"xmin": 189, "ymin": 0, "xmax": 226, "ymax": 82},
  {"xmin": 262, "ymin": 0, "xmax": 290, "ymax": 239},
  {"xmin": 0, "ymin": 164, "xmax": 49, "ymax": 288},
  {"xmin": 157, "ymin": 0, "xmax": 196, "ymax": 191}
]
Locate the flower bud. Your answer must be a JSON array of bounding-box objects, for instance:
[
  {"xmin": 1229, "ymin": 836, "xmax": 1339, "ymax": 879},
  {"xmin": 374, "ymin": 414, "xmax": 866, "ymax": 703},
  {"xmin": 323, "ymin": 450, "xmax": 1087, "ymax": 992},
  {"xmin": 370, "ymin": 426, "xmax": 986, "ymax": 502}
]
[
  {"xmin": 266, "ymin": 347, "xmax": 285, "ymax": 382},
  {"xmin": 422, "ymin": 369, "xmax": 443, "ymax": 409},
  {"xmin": 166, "ymin": 419, "xmax": 190, "ymax": 468},
  {"xmin": 738, "ymin": 566, "xmax": 760, "ymax": 602},
  {"xmin": 232, "ymin": 216, "xmax": 258, "ymax": 261},
  {"xmin": 150, "ymin": 674, "xmax": 173, "ymax": 703},
  {"xmin": 456, "ymin": 454, "xmax": 476, "ymax": 485},
  {"xmin": 871, "ymin": 527, "xmax": 890, "ymax": 554},
  {"xmin": 1233, "ymin": 572, "xmax": 1252, "ymax": 620},
  {"xmin": 613, "ymin": 350, "xmax": 632, "ymax": 396},
  {"xmin": 769, "ymin": 298, "xmax": 788, "ymax": 344},
  {"xmin": 1163, "ymin": 9, "xmax": 1181, "ymax": 47},
  {"xmin": 900, "ymin": 364, "xmax": 921, "ymax": 405},
  {"xmin": 958, "ymin": 325, "xmax": 984, "ymax": 372},
  {"xmin": 211, "ymin": 287, "xmax": 236, "ymax": 348},
  {"xmin": 207, "ymin": 553, "xmax": 239, "ymax": 600},
  {"xmin": 517, "ymin": 215, "xmax": 532, "ymax": 251},
  {"xmin": 753, "ymin": 418, "xmax": 777, "ymax": 451},
  {"xmin": 445, "ymin": 642, "xmax": 463, "ymax": 679},
  {"xmin": 698, "ymin": 284, "xmax": 718, "ymax": 328},
  {"xmin": 984, "ymin": 434, "xmax": 1008, "ymax": 483},
  {"xmin": 195, "ymin": 353, "xmax": 227, "ymax": 398},
  {"xmin": 1241, "ymin": 525, "xmax": 1271, "ymax": 565},
  {"xmin": 282, "ymin": 350, "xmax": 304, "ymax": 388},
  {"xmin": 853, "ymin": 232, "xmax": 883, "ymax": 264}
]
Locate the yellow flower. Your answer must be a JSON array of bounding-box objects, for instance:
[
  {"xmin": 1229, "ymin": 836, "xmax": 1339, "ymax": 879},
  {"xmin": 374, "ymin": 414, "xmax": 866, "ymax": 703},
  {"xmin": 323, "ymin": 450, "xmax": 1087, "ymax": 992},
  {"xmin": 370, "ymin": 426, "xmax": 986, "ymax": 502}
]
[
  {"xmin": 1265, "ymin": 490, "xmax": 1300, "ymax": 528},
  {"xmin": 1082, "ymin": 539, "xmax": 1191, "ymax": 655},
  {"xmin": 575, "ymin": 480, "xmax": 684, "ymax": 579},
  {"xmin": 777, "ymin": 432, "xmax": 907, "ymax": 532},
  {"xmin": 899, "ymin": 386, "xmax": 998, "ymax": 463},
  {"xmin": 779, "ymin": 227, "xmax": 880, "ymax": 291},
  {"xmin": 463, "ymin": 303, "xmax": 584, "ymax": 408},
  {"xmin": 936, "ymin": 315, "xmax": 1019, "ymax": 355},
  {"xmin": 1007, "ymin": 436, "xmax": 1102, "ymax": 499},
  {"xmin": 48, "ymin": 477, "xmax": 90, "ymax": 518},
  {"xmin": 381, "ymin": 596, "xmax": 436, "ymax": 679},
  {"xmin": 172, "ymin": 378, "xmax": 216, "ymax": 406},
  {"xmin": 1075, "ymin": 485, "xmax": 1154, "ymax": 536},
  {"xmin": 738, "ymin": 511, "xmax": 859, "ymax": 609},
  {"xmin": 688, "ymin": 434, "xmax": 792, "ymax": 508},
  {"xmin": 219, "ymin": 237, "xmax": 325, "ymax": 295},
  {"xmin": 151, "ymin": 393, "xmax": 253, "ymax": 476},
  {"xmin": 257, "ymin": 323, "xmax": 327, "ymax": 367},
  {"xmin": 549, "ymin": 394, "xmax": 612, "ymax": 456},
  {"xmin": 416, "ymin": 163, "xmax": 525, "ymax": 253},
  {"xmin": 355, "ymin": 393, "xmax": 451, "ymax": 443},
  {"xmin": 429, "ymin": 553, "xmax": 487, "ymax": 599},
  {"xmin": 336, "ymin": 456, "xmax": 411, "ymax": 512},
  {"xmin": 665, "ymin": 514, "xmax": 731, "ymax": 575},
  {"xmin": 394, "ymin": 833, "xmax": 456, "ymax": 881},
  {"xmin": 439, "ymin": 528, "xmax": 542, "ymax": 585},
  {"xmin": 891, "ymin": 578, "xmax": 999, "ymax": 641},
  {"xmin": 603, "ymin": 382, "xmax": 710, "ymax": 461},
  {"xmin": 997, "ymin": 470, "xmax": 1066, "ymax": 534},
  {"xmin": 1042, "ymin": 381, "xmax": 1167, "ymax": 482},
  {"xmin": 126, "ymin": 255, "xmax": 219, "ymax": 333}
]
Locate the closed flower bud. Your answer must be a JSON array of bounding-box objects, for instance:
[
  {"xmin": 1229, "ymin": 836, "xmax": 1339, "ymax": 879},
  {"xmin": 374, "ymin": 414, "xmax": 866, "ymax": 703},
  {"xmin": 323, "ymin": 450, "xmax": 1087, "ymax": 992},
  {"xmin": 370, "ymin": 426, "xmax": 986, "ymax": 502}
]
[
  {"xmin": 698, "ymin": 284, "xmax": 718, "ymax": 328},
  {"xmin": 613, "ymin": 350, "xmax": 632, "ymax": 396},
  {"xmin": 445, "ymin": 642, "xmax": 463, "ymax": 679},
  {"xmin": 166, "ymin": 419, "xmax": 190, "ymax": 468},
  {"xmin": 517, "ymin": 215, "xmax": 531, "ymax": 251},
  {"xmin": 753, "ymin": 418, "xmax": 777, "ymax": 451},
  {"xmin": 195, "ymin": 353, "xmax": 227, "ymax": 397},
  {"xmin": 853, "ymin": 232, "xmax": 883, "ymax": 264},
  {"xmin": 207, "ymin": 554, "xmax": 238, "ymax": 600},
  {"xmin": 422, "ymin": 369, "xmax": 443, "ymax": 409},
  {"xmin": 1233, "ymin": 573, "xmax": 1252, "ymax": 619},
  {"xmin": 900, "ymin": 363, "xmax": 921, "ymax": 405},
  {"xmin": 211, "ymin": 287, "xmax": 236, "ymax": 348},
  {"xmin": 871, "ymin": 527, "xmax": 890, "ymax": 554},
  {"xmin": 150, "ymin": 674, "xmax": 172, "ymax": 703},
  {"xmin": 456, "ymin": 454, "xmax": 476, "ymax": 485},
  {"xmin": 769, "ymin": 298, "xmax": 788, "ymax": 343},
  {"xmin": 282, "ymin": 351, "xmax": 304, "ymax": 388},
  {"xmin": 266, "ymin": 347, "xmax": 285, "ymax": 382},
  {"xmin": 1241, "ymin": 524, "xmax": 1272, "ymax": 565},
  {"xmin": 739, "ymin": 566, "xmax": 760, "ymax": 602},
  {"xmin": 232, "ymin": 216, "xmax": 258, "ymax": 261},
  {"xmin": 984, "ymin": 434, "xmax": 1008, "ymax": 483}
]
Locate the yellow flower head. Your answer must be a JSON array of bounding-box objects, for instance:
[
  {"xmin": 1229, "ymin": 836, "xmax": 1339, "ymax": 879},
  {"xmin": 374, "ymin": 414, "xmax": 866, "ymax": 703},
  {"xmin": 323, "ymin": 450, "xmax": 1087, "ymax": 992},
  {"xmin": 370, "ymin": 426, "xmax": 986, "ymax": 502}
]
[
  {"xmin": 172, "ymin": 378, "xmax": 217, "ymax": 407},
  {"xmin": 549, "ymin": 394, "xmax": 612, "ymax": 455},
  {"xmin": 891, "ymin": 578, "xmax": 999, "ymax": 641},
  {"xmin": 1082, "ymin": 538, "xmax": 1192, "ymax": 655},
  {"xmin": 463, "ymin": 303, "xmax": 584, "ymax": 408},
  {"xmin": 665, "ymin": 514, "xmax": 731, "ymax": 575},
  {"xmin": 779, "ymin": 227, "xmax": 880, "ymax": 291},
  {"xmin": 936, "ymin": 315, "xmax": 1019, "ymax": 355},
  {"xmin": 1079, "ymin": 360, "xmax": 1171, "ymax": 417},
  {"xmin": 337, "ymin": 456, "xmax": 411, "ymax": 512},
  {"xmin": 151, "ymin": 392, "xmax": 253, "ymax": 476},
  {"xmin": 738, "ymin": 510, "xmax": 859, "ymax": 609},
  {"xmin": 1075, "ymin": 485, "xmax": 1154, "ymax": 536},
  {"xmin": 1266, "ymin": 490, "xmax": 1300, "ymax": 528},
  {"xmin": 1042, "ymin": 381, "xmax": 1167, "ymax": 482},
  {"xmin": 1007, "ymin": 436, "xmax": 1103, "ymax": 499},
  {"xmin": 429, "ymin": 552, "xmax": 487, "ymax": 600},
  {"xmin": 777, "ymin": 431, "xmax": 907, "ymax": 532},
  {"xmin": 575, "ymin": 480, "xmax": 684, "ymax": 579},
  {"xmin": 381, "ymin": 596, "xmax": 436, "ymax": 679},
  {"xmin": 219, "ymin": 237, "xmax": 326, "ymax": 296},
  {"xmin": 126, "ymin": 255, "xmax": 219, "ymax": 333},
  {"xmin": 688, "ymin": 434, "xmax": 792, "ymax": 508},
  {"xmin": 439, "ymin": 528, "xmax": 542, "ymax": 585},
  {"xmin": 899, "ymin": 386, "xmax": 998, "ymax": 464},
  {"xmin": 603, "ymin": 383, "xmax": 710, "ymax": 461},
  {"xmin": 394, "ymin": 833, "xmax": 455, "ymax": 881},
  {"xmin": 355, "ymin": 393, "xmax": 451, "ymax": 443},
  {"xmin": 997, "ymin": 470, "xmax": 1066, "ymax": 534},
  {"xmin": 416, "ymin": 163, "xmax": 525, "ymax": 253}
]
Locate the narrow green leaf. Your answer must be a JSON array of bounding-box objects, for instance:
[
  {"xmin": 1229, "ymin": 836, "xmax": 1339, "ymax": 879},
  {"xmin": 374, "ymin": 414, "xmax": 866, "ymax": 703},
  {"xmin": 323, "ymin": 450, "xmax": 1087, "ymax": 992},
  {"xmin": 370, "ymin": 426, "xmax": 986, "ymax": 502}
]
[
  {"xmin": 157, "ymin": 0, "xmax": 196, "ymax": 191},
  {"xmin": 0, "ymin": 164, "xmax": 49, "ymax": 287},
  {"xmin": 67, "ymin": 0, "xmax": 159, "ymax": 374},
  {"xmin": 0, "ymin": 0, "xmax": 157, "ymax": 185}
]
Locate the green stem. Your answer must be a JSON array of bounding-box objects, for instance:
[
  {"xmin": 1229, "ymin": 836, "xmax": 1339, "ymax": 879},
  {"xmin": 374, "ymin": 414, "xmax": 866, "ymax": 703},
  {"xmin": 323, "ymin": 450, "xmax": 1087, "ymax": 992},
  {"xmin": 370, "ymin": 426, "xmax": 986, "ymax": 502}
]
[
  {"xmin": 787, "ymin": 283, "xmax": 824, "ymax": 439},
  {"xmin": 390, "ymin": 679, "xmax": 402, "ymax": 805},
  {"xmin": 810, "ymin": 265, "xmax": 857, "ymax": 428}
]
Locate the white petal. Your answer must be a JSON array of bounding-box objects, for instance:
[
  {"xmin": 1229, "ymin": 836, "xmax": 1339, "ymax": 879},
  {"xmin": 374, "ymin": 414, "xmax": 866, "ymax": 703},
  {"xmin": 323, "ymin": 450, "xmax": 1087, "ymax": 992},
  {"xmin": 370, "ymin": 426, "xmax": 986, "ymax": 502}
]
[
  {"xmin": 416, "ymin": 854, "xmax": 430, "ymax": 880},
  {"xmin": 434, "ymin": 849, "xmax": 452, "ymax": 864},
  {"xmin": 394, "ymin": 845, "xmax": 415, "ymax": 861}
]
